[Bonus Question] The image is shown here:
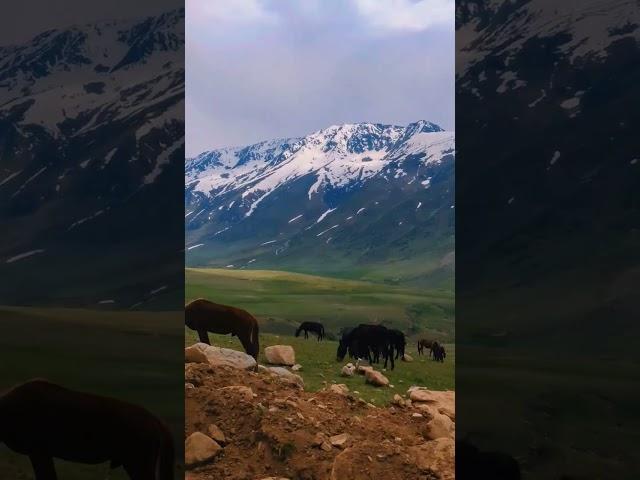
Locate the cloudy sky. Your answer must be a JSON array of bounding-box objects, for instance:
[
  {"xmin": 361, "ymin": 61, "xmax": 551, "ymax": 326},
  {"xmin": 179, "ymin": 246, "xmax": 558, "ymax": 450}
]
[{"xmin": 186, "ymin": 0, "xmax": 454, "ymax": 156}]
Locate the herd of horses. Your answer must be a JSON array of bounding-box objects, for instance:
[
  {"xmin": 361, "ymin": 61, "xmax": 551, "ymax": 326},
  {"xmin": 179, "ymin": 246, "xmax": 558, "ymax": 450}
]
[{"xmin": 184, "ymin": 298, "xmax": 448, "ymax": 371}]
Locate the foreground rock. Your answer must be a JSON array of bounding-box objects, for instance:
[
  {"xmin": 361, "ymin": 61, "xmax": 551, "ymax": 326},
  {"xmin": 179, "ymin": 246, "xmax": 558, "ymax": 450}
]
[
  {"xmin": 207, "ymin": 424, "xmax": 226, "ymax": 444},
  {"xmin": 264, "ymin": 345, "xmax": 296, "ymax": 366},
  {"xmin": 267, "ymin": 367, "xmax": 304, "ymax": 388},
  {"xmin": 365, "ymin": 369, "xmax": 389, "ymax": 387},
  {"xmin": 327, "ymin": 384, "xmax": 349, "ymax": 396},
  {"xmin": 185, "ymin": 343, "xmax": 257, "ymax": 370},
  {"xmin": 219, "ymin": 385, "xmax": 255, "ymax": 402},
  {"xmin": 341, "ymin": 363, "xmax": 355, "ymax": 377},
  {"xmin": 185, "ymin": 432, "xmax": 222, "ymax": 467},
  {"xmin": 329, "ymin": 433, "xmax": 350, "ymax": 449},
  {"xmin": 409, "ymin": 438, "xmax": 455, "ymax": 480}
]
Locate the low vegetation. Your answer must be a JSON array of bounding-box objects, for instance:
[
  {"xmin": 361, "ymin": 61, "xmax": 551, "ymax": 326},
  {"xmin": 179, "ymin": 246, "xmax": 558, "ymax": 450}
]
[{"xmin": 186, "ymin": 268, "xmax": 455, "ymax": 343}]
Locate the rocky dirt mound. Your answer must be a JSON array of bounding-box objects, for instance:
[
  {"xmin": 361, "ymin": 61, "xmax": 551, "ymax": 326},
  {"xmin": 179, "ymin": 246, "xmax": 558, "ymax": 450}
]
[{"xmin": 185, "ymin": 361, "xmax": 454, "ymax": 480}]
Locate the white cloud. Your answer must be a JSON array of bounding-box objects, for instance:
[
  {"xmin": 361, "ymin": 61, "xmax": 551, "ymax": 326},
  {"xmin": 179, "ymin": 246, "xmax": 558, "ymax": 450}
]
[
  {"xmin": 187, "ymin": 0, "xmax": 277, "ymax": 25},
  {"xmin": 352, "ymin": 0, "xmax": 453, "ymax": 32}
]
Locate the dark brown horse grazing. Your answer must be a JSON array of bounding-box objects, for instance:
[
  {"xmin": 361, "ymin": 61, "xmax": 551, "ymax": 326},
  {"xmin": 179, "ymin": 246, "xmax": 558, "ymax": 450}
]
[
  {"xmin": 295, "ymin": 321, "xmax": 325, "ymax": 341},
  {"xmin": 185, "ymin": 298, "xmax": 260, "ymax": 363},
  {"xmin": 0, "ymin": 379, "xmax": 174, "ymax": 480},
  {"xmin": 417, "ymin": 338, "xmax": 435, "ymax": 356},
  {"xmin": 431, "ymin": 342, "xmax": 446, "ymax": 362}
]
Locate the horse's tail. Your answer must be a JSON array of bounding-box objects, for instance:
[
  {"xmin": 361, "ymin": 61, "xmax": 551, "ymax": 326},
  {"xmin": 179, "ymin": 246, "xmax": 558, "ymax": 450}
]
[
  {"xmin": 251, "ymin": 318, "xmax": 260, "ymax": 361},
  {"xmin": 155, "ymin": 423, "xmax": 174, "ymax": 480},
  {"xmin": 295, "ymin": 324, "xmax": 302, "ymax": 337}
]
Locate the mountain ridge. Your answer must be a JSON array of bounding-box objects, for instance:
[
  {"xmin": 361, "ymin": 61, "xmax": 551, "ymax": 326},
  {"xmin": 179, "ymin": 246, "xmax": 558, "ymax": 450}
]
[{"xmin": 185, "ymin": 120, "xmax": 455, "ymax": 288}]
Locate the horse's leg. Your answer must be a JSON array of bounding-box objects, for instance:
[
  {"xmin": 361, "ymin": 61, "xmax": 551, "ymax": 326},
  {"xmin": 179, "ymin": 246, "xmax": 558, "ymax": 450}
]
[
  {"xmin": 29, "ymin": 455, "xmax": 57, "ymax": 480},
  {"xmin": 390, "ymin": 346, "xmax": 395, "ymax": 370},
  {"xmin": 197, "ymin": 329, "xmax": 210, "ymax": 345}
]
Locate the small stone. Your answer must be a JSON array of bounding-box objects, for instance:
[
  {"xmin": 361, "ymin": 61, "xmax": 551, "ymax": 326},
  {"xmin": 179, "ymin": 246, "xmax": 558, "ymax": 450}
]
[
  {"xmin": 312, "ymin": 432, "xmax": 327, "ymax": 446},
  {"xmin": 365, "ymin": 369, "xmax": 389, "ymax": 387},
  {"xmin": 219, "ymin": 385, "xmax": 254, "ymax": 402},
  {"xmin": 341, "ymin": 364, "xmax": 356, "ymax": 377},
  {"xmin": 330, "ymin": 433, "xmax": 350, "ymax": 448},
  {"xmin": 321, "ymin": 441, "xmax": 333, "ymax": 451},
  {"xmin": 207, "ymin": 424, "xmax": 226, "ymax": 444},
  {"xmin": 185, "ymin": 432, "xmax": 222, "ymax": 467},
  {"xmin": 264, "ymin": 345, "xmax": 296, "ymax": 366},
  {"xmin": 412, "ymin": 413, "xmax": 423, "ymax": 418},
  {"xmin": 291, "ymin": 364, "xmax": 302, "ymax": 371},
  {"xmin": 327, "ymin": 384, "xmax": 349, "ymax": 396}
]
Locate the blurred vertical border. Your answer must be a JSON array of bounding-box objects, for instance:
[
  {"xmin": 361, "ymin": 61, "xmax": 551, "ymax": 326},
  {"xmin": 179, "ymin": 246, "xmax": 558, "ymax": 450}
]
[
  {"xmin": 0, "ymin": 0, "xmax": 184, "ymax": 477},
  {"xmin": 456, "ymin": 1, "xmax": 639, "ymax": 478}
]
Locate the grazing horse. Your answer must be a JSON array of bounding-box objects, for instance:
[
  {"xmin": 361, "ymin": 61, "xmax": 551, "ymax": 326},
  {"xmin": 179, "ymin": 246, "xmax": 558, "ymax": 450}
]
[
  {"xmin": 0, "ymin": 379, "xmax": 174, "ymax": 480},
  {"xmin": 431, "ymin": 342, "xmax": 446, "ymax": 362},
  {"xmin": 337, "ymin": 324, "xmax": 395, "ymax": 370},
  {"xmin": 185, "ymin": 298, "xmax": 260, "ymax": 364},
  {"xmin": 417, "ymin": 338, "xmax": 435, "ymax": 356},
  {"xmin": 389, "ymin": 329, "xmax": 406, "ymax": 360},
  {"xmin": 295, "ymin": 321, "xmax": 325, "ymax": 341}
]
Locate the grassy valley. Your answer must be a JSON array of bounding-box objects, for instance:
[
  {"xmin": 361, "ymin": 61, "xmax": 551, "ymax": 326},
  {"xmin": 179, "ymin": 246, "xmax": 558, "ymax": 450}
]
[{"xmin": 186, "ymin": 268, "xmax": 454, "ymax": 343}]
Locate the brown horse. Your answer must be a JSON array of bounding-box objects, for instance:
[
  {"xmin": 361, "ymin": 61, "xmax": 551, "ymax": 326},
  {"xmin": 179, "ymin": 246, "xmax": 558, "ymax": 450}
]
[
  {"xmin": 0, "ymin": 379, "xmax": 174, "ymax": 480},
  {"xmin": 185, "ymin": 298, "xmax": 260, "ymax": 363},
  {"xmin": 417, "ymin": 338, "xmax": 435, "ymax": 356}
]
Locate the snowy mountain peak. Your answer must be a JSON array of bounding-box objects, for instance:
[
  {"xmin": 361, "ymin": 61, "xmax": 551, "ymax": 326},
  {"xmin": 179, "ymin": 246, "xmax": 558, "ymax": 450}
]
[{"xmin": 186, "ymin": 121, "xmax": 454, "ymax": 222}]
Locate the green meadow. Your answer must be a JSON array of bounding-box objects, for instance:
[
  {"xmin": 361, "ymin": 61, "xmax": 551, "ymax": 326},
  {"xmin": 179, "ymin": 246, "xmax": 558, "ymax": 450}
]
[
  {"xmin": 0, "ymin": 306, "xmax": 184, "ymax": 480},
  {"xmin": 186, "ymin": 268, "xmax": 455, "ymax": 343}
]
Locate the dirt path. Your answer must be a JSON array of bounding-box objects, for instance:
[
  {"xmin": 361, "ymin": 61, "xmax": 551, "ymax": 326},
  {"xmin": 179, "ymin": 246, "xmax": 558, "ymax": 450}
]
[{"xmin": 185, "ymin": 362, "xmax": 454, "ymax": 480}]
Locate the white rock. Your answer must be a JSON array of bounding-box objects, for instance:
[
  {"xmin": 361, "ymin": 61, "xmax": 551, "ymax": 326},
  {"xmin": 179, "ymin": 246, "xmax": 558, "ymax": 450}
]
[
  {"xmin": 264, "ymin": 345, "xmax": 296, "ymax": 366},
  {"xmin": 185, "ymin": 432, "xmax": 222, "ymax": 467},
  {"xmin": 268, "ymin": 367, "xmax": 304, "ymax": 388},
  {"xmin": 185, "ymin": 342, "xmax": 256, "ymax": 370},
  {"xmin": 365, "ymin": 369, "xmax": 389, "ymax": 387}
]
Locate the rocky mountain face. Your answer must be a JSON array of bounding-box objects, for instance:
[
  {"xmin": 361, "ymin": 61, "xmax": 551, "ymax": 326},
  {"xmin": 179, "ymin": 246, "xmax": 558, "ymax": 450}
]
[
  {"xmin": 185, "ymin": 121, "xmax": 455, "ymax": 287},
  {"xmin": 0, "ymin": 9, "xmax": 185, "ymax": 307},
  {"xmin": 456, "ymin": 1, "xmax": 640, "ymax": 478},
  {"xmin": 456, "ymin": 0, "xmax": 639, "ymax": 347}
]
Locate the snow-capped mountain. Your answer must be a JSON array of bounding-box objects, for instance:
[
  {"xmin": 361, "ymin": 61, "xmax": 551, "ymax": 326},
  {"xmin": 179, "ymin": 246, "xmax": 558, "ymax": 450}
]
[
  {"xmin": 0, "ymin": 9, "xmax": 184, "ymax": 307},
  {"xmin": 185, "ymin": 121, "xmax": 455, "ymax": 286}
]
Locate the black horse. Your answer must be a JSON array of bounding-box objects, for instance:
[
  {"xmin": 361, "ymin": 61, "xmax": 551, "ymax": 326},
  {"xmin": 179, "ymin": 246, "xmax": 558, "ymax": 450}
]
[
  {"xmin": 431, "ymin": 341, "xmax": 446, "ymax": 362},
  {"xmin": 295, "ymin": 321, "xmax": 325, "ymax": 341},
  {"xmin": 337, "ymin": 324, "xmax": 395, "ymax": 370},
  {"xmin": 389, "ymin": 329, "xmax": 406, "ymax": 360},
  {"xmin": 0, "ymin": 379, "xmax": 174, "ymax": 480}
]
